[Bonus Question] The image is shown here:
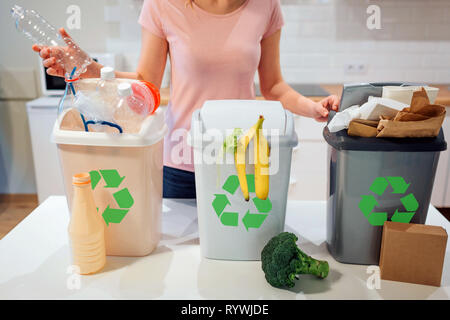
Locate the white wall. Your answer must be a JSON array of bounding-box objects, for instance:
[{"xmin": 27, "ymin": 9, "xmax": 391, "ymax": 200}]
[
  {"xmin": 1, "ymin": 0, "xmax": 449, "ymax": 194},
  {"xmin": 279, "ymin": 0, "xmax": 450, "ymax": 84}
]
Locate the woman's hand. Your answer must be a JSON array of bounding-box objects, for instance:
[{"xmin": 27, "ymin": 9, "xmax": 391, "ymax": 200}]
[
  {"xmin": 312, "ymin": 95, "xmax": 340, "ymax": 122},
  {"xmin": 32, "ymin": 28, "xmax": 101, "ymax": 78}
]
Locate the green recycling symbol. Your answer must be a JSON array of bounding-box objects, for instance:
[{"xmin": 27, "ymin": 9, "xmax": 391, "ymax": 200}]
[
  {"xmin": 89, "ymin": 169, "xmax": 134, "ymax": 226},
  {"xmin": 359, "ymin": 176, "xmax": 419, "ymax": 226},
  {"xmin": 212, "ymin": 174, "xmax": 272, "ymax": 231}
]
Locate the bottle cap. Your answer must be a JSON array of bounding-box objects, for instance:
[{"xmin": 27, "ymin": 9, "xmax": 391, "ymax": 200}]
[
  {"xmin": 118, "ymin": 83, "xmax": 132, "ymax": 97},
  {"xmin": 100, "ymin": 66, "xmax": 115, "ymax": 80},
  {"xmin": 72, "ymin": 173, "xmax": 91, "ymax": 186}
]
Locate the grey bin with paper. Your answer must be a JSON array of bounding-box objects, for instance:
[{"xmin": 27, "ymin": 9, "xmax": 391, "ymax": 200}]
[{"xmin": 324, "ymin": 82, "xmax": 447, "ymax": 265}]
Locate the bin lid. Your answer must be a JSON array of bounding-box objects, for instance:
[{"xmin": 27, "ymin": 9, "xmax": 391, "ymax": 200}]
[
  {"xmin": 200, "ymin": 100, "xmax": 287, "ymax": 134},
  {"xmin": 52, "ymin": 107, "xmax": 168, "ymax": 147},
  {"xmin": 323, "ymin": 126, "xmax": 447, "ymax": 152}
]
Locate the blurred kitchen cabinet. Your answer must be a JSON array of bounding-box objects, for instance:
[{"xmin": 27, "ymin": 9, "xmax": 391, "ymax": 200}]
[{"xmin": 26, "ymin": 97, "xmax": 65, "ymax": 203}]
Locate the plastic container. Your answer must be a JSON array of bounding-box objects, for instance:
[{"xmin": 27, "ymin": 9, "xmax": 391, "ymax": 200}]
[
  {"xmin": 189, "ymin": 100, "xmax": 298, "ymax": 261},
  {"xmin": 96, "ymin": 67, "xmax": 118, "ymax": 106},
  {"xmin": 114, "ymin": 83, "xmax": 148, "ymax": 133},
  {"xmin": 10, "ymin": 4, "xmax": 92, "ymax": 79},
  {"xmin": 69, "ymin": 172, "xmax": 106, "ymax": 274},
  {"xmin": 53, "ymin": 107, "xmax": 168, "ymax": 256},
  {"xmin": 325, "ymin": 82, "xmax": 447, "ymax": 265}
]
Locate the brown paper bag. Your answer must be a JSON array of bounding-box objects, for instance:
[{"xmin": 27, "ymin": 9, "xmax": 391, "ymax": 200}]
[
  {"xmin": 376, "ymin": 88, "xmax": 446, "ymax": 138},
  {"xmin": 348, "ymin": 119, "xmax": 379, "ymax": 137}
]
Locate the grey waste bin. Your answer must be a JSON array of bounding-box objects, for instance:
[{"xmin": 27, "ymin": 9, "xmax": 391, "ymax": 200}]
[{"xmin": 324, "ymin": 82, "xmax": 447, "ymax": 265}]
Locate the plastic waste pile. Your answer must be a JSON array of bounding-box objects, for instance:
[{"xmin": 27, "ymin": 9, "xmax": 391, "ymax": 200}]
[
  {"xmin": 11, "ymin": 4, "xmax": 160, "ymax": 134},
  {"xmin": 62, "ymin": 71, "xmax": 160, "ymax": 134}
]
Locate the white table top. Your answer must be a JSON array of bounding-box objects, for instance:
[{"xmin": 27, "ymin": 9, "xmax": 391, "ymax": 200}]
[{"xmin": 0, "ymin": 196, "xmax": 449, "ymax": 300}]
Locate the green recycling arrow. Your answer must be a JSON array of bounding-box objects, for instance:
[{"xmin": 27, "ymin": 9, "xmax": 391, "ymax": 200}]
[
  {"xmin": 89, "ymin": 169, "xmax": 134, "ymax": 226},
  {"xmin": 212, "ymin": 194, "xmax": 231, "ymax": 217},
  {"xmin": 100, "ymin": 169, "xmax": 125, "ymax": 188},
  {"xmin": 90, "ymin": 170, "xmax": 101, "ymax": 190},
  {"xmin": 387, "ymin": 176, "xmax": 410, "ymax": 194},
  {"xmin": 242, "ymin": 210, "xmax": 268, "ymax": 231},
  {"xmin": 359, "ymin": 195, "xmax": 378, "ymax": 217},
  {"xmin": 221, "ymin": 212, "xmax": 239, "ymax": 226},
  {"xmin": 400, "ymin": 193, "xmax": 419, "ymax": 212},
  {"xmin": 212, "ymin": 174, "xmax": 272, "ymax": 230},
  {"xmin": 252, "ymin": 197, "xmax": 272, "ymax": 213},
  {"xmin": 359, "ymin": 176, "xmax": 419, "ymax": 226},
  {"xmin": 222, "ymin": 175, "xmax": 240, "ymax": 195},
  {"xmin": 391, "ymin": 209, "xmax": 415, "ymax": 224},
  {"xmin": 102, "ymin": 206, "xmax": 129, "ymax": 226},
  {"xmin": 369, "ymin": 177, "xmax": 389, "ymax": 196}
]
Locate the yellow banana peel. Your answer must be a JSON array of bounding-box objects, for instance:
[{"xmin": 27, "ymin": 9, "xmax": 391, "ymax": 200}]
[
  {"xmin": 255, "ymin": 121, "xmax": 270, "ymax": 200},
  {"xmin": 234, "ymin": 116, "xmax": 264, "ymax": 201}
]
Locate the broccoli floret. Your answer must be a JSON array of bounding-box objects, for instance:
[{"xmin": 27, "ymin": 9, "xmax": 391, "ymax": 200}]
[{"xmin": 261, "ymin": 232, "xmax": 329, "ymax": 288}]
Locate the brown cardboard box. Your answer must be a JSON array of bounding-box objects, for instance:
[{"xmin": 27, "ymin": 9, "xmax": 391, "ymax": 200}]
[{"xmin": 379, "ymin": 221, "xmax": 447, "ymax": 287}]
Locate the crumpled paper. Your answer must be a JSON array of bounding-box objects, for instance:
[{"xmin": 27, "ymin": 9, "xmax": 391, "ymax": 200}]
[
  {"xmin": 347, "ymin": 88, "xmax": 446, "ymax": 138},
  {"xmin": 328, "ymin": 98, "xmax": 408, "ymax": 133}
]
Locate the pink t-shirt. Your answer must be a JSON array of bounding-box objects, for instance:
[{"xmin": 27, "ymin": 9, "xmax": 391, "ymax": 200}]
[{"xmin": 138, "ymin": 0, "xmax": 284, "ymax": 172}]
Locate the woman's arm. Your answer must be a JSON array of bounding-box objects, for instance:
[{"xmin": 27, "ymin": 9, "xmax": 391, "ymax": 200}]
[
  {"xmin": 115, "ymin": 27, "xmax": 169, "ymax": 88},
  {"xmin": 33, "ymin": 28, "xmax": 168, "ymax": 89},
  {"xmin": 258, "ymin": 30, "xmax": 339, "ymax": 122}
]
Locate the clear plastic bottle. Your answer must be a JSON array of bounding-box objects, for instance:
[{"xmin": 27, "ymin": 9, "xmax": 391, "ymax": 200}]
[
  {"xmin": 114, "ymin": 83, "xmax": 149, "ymax": 133},
  {"xmin": 96, "ymin": 67, "xmax": 118, "ymax": 108},
  {"xmin": 10, "ymin": 4, "xmax": 92, "ymax": 79},
  {"xmin": 69, "ymin": 173, "xmax": 106, "ymax": 275}
]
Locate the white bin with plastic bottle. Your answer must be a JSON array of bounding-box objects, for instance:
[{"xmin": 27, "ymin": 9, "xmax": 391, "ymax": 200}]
[
  {"xmin": 52, "ymin": 75, "xmax": 166, "ymax": 257},
  {"xmin": 190, "ymin": 100, "xmax": 298, "ymax": 261},
  {"xmin": 53, "ymin": 108, "xmax": 167, "ymax": 256}
]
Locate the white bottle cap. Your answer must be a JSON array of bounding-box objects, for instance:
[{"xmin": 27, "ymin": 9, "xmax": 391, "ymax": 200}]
[
  {"xmin": 100, "ymin": 66, "xmax": 115, "ymax": 80},
  {"xmin": 118, "ymin": 83, "xmax": 132, "ymax": 97}
]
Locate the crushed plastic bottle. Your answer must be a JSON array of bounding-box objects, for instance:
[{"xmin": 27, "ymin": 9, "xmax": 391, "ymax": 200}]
[
  {"xmin": 10, "ymin": 4, "xmax": 92, "ymax": 79},
  {"xmin": 114, "ymin": 83, "xmax": 149, "ymax": 133}
]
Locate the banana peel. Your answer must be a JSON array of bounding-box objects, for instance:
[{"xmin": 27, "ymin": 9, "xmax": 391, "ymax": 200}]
[
  {"xmin": 254, "ymin": 121, "xmax": 270, "ymax": 200},
  {"xmin": 234, "ymin": 115, "xmax": 269, "ymax": 201}
]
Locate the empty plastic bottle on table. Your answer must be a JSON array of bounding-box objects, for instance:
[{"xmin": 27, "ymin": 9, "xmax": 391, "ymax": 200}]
[
  {"xmin": 10, "ymin": 4, "xmax": 92, "ymax": 79},
  {"xmin": 69, "ymin": 173, "xmax": 106, "ymax": 275},
  {"xmin": 114, "ymin": 83, "xmax": 150, "ymax": 133}
]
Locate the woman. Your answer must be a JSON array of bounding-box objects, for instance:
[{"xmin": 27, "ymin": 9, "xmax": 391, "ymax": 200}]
[{"xmin": 33, "ymin": 0, "xmax": 339, "ymax": 198}]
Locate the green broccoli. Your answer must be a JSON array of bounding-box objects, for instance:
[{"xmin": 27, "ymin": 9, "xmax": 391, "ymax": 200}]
[{"xmin": 261, "ymin": 232, "xmax": 329, "ymax": 288}]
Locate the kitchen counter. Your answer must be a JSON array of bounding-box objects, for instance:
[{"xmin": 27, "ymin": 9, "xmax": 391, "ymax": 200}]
[
  {"xmin": 1, "ymin": 196, "xmax": 449, "ymax": 299},
  {"xmin": 159, "ymin": 84, "xmax": 450, "ymax": 107}
]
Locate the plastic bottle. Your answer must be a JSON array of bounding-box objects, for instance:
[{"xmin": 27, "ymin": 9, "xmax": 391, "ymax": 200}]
[
  {"xmin": 69, "ymin": 173, "xmax": 106, "ymax": 275},
  {"xmin": 97, "ymin": 67, "xmax": 117, "ymax": 100},
  {"xmin": 10, "ymin": 4, "xmax": 92, "ymax": 79},
  {"xmin": 114, "ymin": 83, "xmax": 149, "ymax": 133}
]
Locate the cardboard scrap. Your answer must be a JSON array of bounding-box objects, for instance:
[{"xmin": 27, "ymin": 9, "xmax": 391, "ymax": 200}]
[
  {"xmin": 347, "ymin": 119, "xmax": 378, "ymax": 137},
  {"xmin": 379, "ymin": 221, "xmax": 447, "ymax": 287}
]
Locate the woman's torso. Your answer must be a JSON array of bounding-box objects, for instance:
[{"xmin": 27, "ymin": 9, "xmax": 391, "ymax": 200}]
[{"xmin": 139, "ymin": 0, "xmax": 283, "ymax": 171}]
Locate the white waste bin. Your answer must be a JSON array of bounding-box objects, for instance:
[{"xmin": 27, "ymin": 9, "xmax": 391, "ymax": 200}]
[
  {"xmin": 190, "ymin": 100, "xmax": 298, "ymax": 260},
  {"xmin": 52, "ymin": 107, "xmax": 167, "ymax": 257}
]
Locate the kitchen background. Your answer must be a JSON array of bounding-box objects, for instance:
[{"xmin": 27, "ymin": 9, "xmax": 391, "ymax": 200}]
[{"xmin": 0, "ymin": 0, "xmax": 449, "ymax": 233}]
